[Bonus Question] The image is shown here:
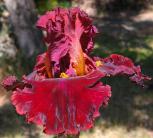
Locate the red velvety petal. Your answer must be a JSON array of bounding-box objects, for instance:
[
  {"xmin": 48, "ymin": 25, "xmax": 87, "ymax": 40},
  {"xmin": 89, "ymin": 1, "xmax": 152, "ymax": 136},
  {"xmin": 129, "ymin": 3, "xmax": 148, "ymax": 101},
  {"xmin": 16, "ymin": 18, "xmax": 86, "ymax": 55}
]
[
  {"xmin": 11, "ymin": 70, "xmax": 111, "ymax": 135},
  {"xmin": 37, "ymin": 8, "xmax": 97, "ymax": 53},
  {"xmin": 80, "ymin": 25, "xmax": 98, "ymax": 54},
  {"xmin": 98, "ymin": 54, "xmax": 151, "ymax": 86},
  {"xmin": 2, "ymin": 76, "xmax": 17, "ymax": 90},
  {"xmin": 36, "ymin": 8, "xmax": 98, "ymax": 76},
  {"xmin": 1, "ymin": 76, "xmax": 27, "ymax": 91},
  {"xmin": 34, "ymin": 53, "xmax": 46, "ymax": 71},
  {"xmin": 129, "ymin": 66, "xmax": 151, "ymax": 86}
]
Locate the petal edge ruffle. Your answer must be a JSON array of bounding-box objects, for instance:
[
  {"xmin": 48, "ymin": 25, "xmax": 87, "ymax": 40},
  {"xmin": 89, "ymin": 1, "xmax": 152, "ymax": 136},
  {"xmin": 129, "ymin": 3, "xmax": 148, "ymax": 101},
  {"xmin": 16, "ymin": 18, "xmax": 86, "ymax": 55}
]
[{"xmin": 11, "ymin": 70, "xmax": 111, "ymax": 135}]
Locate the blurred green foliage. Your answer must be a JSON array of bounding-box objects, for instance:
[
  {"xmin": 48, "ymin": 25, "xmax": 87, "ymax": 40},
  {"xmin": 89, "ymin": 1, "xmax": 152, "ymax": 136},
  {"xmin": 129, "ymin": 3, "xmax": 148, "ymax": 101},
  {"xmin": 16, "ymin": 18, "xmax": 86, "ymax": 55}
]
[
  {"xmin": 94, "ymin": 33, "xmax": 153, "ymax": 68},
  {"xmin": 35, "ymin": 0, "xmax": 71, "ymax": 14}
]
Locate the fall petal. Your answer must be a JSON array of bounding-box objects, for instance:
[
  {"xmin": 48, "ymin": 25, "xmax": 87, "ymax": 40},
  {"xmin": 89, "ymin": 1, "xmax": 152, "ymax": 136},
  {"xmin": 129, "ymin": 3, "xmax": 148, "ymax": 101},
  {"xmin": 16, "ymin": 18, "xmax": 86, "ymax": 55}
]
[
  {"xmin": 1, "ymin": 76, "xmax": 29, "ymax": 91},
  {"xmin": 97, "ymin": 54, "xmax": 151, "ymax": 85},
  {"xmin": 11, "ymin": 70, "xmax": 111, "ymax": 135},
  {"xmin": 2, "ymin": 76, "xmax": 17, "ymax": 90}
]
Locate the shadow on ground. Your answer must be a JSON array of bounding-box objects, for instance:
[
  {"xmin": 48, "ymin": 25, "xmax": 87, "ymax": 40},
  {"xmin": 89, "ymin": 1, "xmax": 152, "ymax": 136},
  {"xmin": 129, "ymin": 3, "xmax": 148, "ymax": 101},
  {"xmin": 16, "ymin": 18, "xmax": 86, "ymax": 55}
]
[{"xmin": 0, "ymin": 104, "xmax": 39, "ymax": 138}]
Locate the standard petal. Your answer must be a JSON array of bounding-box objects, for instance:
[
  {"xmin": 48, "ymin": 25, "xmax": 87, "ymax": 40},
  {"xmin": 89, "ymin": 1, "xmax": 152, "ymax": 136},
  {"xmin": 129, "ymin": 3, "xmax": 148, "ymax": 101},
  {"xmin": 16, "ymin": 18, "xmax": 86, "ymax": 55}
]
[
  {"xmin": 36, "ymin": 7, "xmax": 98, "ymax": 76},
  {"xmin": 97, "ymin": 54, "xmax": 151, "ymax": 86},
  {"xmin": 11, "ymin": 70, "xmax": 111, "ymax": 135}
]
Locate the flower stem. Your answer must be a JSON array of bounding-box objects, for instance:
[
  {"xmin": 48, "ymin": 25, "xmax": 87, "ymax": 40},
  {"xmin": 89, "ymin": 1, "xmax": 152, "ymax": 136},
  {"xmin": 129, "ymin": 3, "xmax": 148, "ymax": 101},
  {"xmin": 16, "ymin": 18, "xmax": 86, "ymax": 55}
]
[
  {"xmin": 57, "ymin": 134, "xmax": 66, "ymax": 138},
  {"xmin": 57, "ymin": 133, "xmax": 80, "ymax": 138},
  {"xmin": 73, "ymin": 133, "xmax": 80, "ymax": 138}
]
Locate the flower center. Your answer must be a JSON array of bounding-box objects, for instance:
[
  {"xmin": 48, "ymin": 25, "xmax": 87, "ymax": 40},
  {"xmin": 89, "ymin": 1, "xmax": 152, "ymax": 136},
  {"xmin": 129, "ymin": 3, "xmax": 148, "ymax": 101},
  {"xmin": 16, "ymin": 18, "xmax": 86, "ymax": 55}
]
[
  {"xmin": 96, "ymin": 61, "xmax": 103, "ymax": 67},
  {"xmin": 70, "ymin": 38, "xmax": 85, "ymax": 76},
  {"xmin": 60, "ymin": 72, "xmax": 69, "ymax": 78}
]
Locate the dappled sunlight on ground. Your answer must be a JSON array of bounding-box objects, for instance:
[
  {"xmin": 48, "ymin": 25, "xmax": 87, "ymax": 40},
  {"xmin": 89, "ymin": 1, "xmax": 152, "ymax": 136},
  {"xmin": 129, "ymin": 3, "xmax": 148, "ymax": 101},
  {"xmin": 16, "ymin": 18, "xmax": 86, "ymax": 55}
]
[{"xmin": 81, "ymin": 126, "xmax": 153, "ymax": 138}]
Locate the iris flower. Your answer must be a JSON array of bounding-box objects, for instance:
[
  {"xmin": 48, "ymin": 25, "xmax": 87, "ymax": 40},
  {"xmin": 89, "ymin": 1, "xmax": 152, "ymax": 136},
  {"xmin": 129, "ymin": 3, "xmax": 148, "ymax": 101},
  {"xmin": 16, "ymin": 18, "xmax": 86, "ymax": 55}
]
[{"xmin": 2, "ymin": 7, "xmax": 151, "ymax": 137}]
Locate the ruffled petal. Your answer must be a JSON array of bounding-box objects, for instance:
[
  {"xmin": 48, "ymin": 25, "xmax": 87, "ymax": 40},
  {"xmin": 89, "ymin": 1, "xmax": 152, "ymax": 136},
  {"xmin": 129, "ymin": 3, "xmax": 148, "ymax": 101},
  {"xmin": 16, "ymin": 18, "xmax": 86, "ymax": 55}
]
[
  {"xmin": 1, "ymin": 76, "xmax": 28, "ymax": 91},
  {"xmin": 36, "ymin": 7, "xmax": 98, "ymax": 76},
  {"xmin": 97, "ymin": 54, "xmax": 151, "ymax": 86},
  {"xmin": 2, "ymin": 76, "xmax": 18, "ymax": 91},
  {"xmin": 11, "ymin": 70, "xmax": 111, "ymax": 135}
]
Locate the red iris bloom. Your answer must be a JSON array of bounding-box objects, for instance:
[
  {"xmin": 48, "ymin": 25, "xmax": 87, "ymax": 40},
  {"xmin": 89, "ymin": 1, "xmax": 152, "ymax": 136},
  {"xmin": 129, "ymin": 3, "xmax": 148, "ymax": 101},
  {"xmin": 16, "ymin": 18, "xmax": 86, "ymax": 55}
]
[{"xmin": 2, "ymin": 7, "xmax": 151, "ymax": 136}]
